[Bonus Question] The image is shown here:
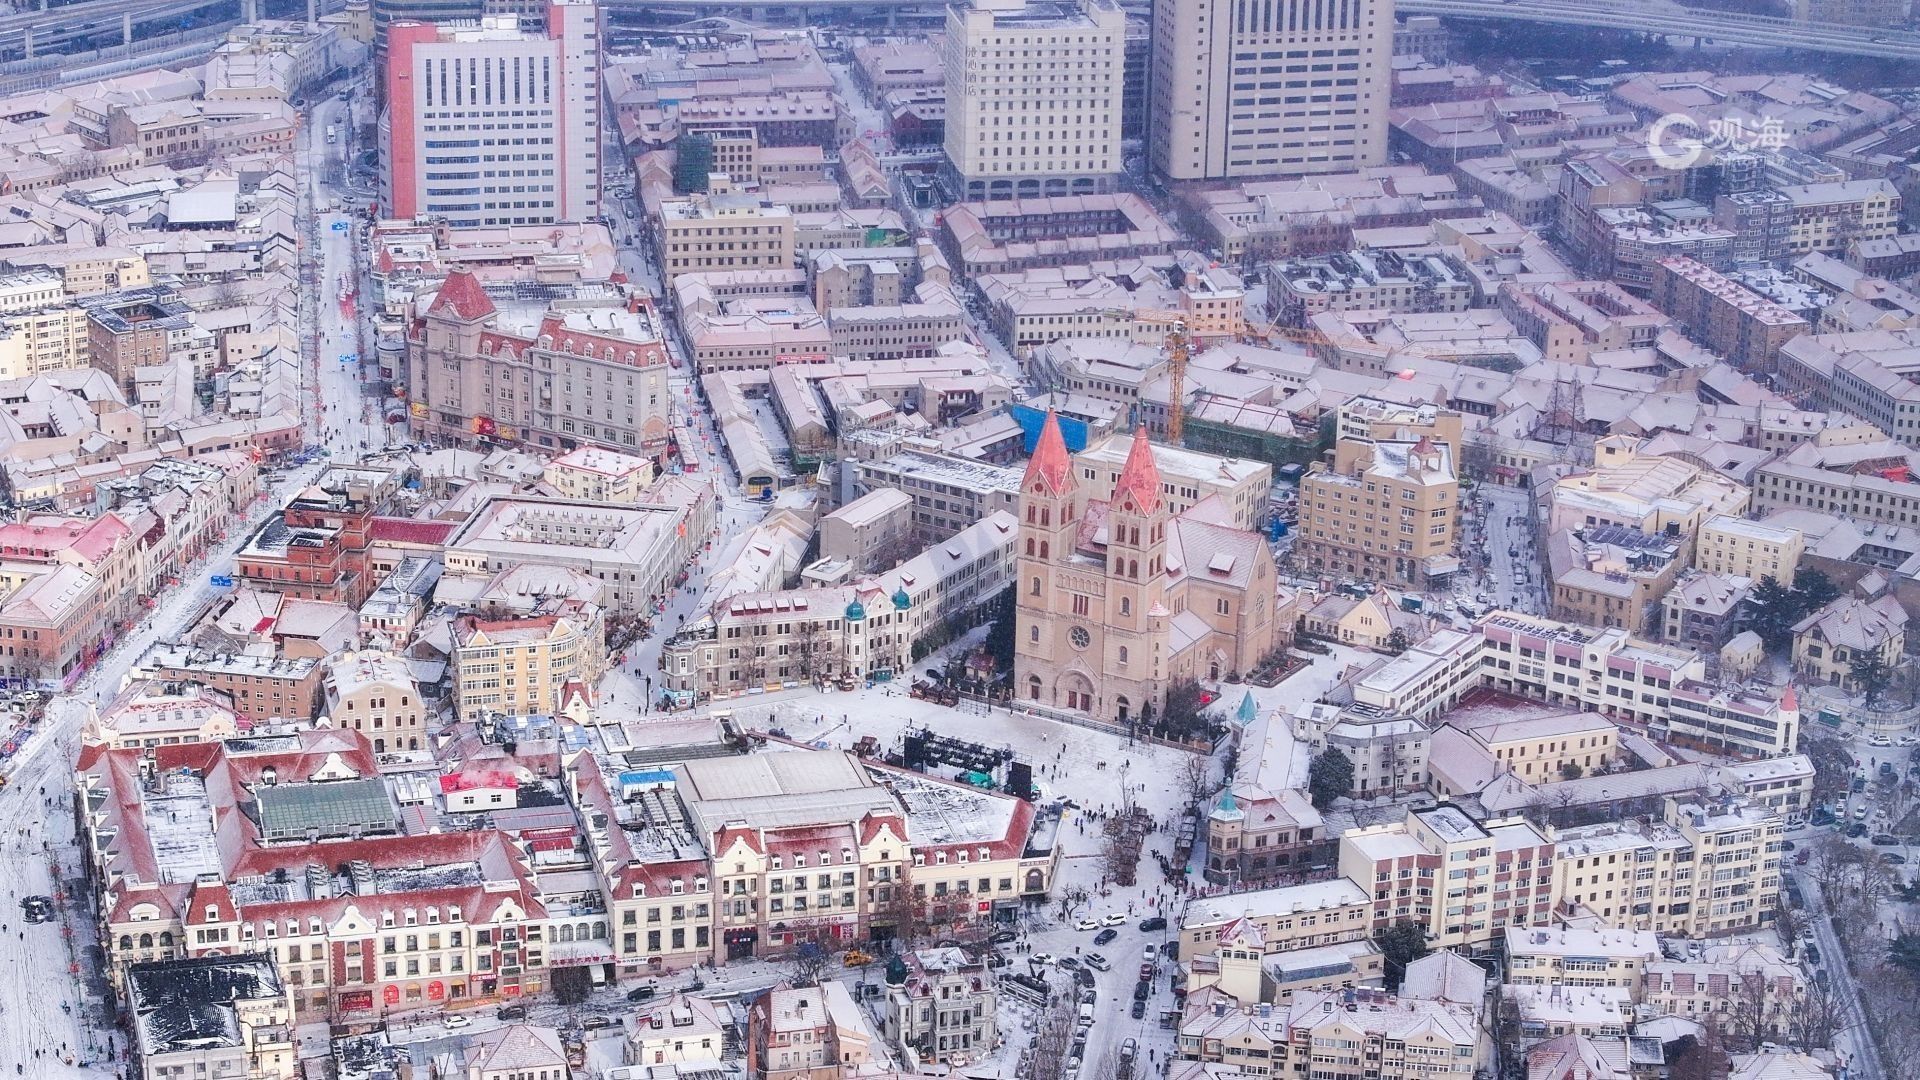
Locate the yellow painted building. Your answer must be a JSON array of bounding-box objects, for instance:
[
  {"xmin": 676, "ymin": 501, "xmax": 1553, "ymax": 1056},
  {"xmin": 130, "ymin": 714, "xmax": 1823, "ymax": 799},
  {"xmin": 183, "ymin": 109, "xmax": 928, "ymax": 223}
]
[
  {"xmin": 1695, "ymin": 516, "xmax": 1803, "ymax": 582},
  {"xmin": 451, "ymin": 603, "xmax": 607, "ymax": 719},
  {"xmin": 542, "ymin": 446, "xmax": 658, "ymax": 505}
]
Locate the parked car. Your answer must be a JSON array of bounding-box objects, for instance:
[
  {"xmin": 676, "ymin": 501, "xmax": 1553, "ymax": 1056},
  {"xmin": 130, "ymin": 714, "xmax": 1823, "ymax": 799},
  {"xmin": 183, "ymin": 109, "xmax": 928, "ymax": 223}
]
[
  {"xmin": 1143, "ymin": 943, "xmax": 1158, "ymax": 963},
  {"xmin": 1085, "ymin": 953, "xmax": 1111, "ymax": 971},
  {"xmin": 1075, "ymin": 918, "xmax": 1100, "ymax": 931},
  {"xmin": 445, "ymin": 1015, "xmax": 470, "ymax": 1029},
  {"xmin": 1031, "ymin": 953, "xmax": 1056, "ymax": 966},
  {"xmin": 1139, "ymin": 916, "xmax": 1167, "ymax": 932},
  {"xmin": 1093, "ymin": 929, "xmax": 1118, "ymax": 947},
  {"xmin": 985, "ymin": 951, "xmax": 1011, "ymax": 969},
  {"xmin": 1848, "ymin": 823, "xmax": 1869, "ymax": 838},
  {"xmin": 627, "ymin": 985, "xmax": 657, "ymax": 1003},
  {"xmin": 1805, "ymin": 943, "xmax": 1822, "ymax": 965},
  {"xmin": 991, "ymin": 929, "xmax": 1019, "ymax": 945},
  {"xmin": 582, "ymin": 1016, "xmax": 617, "ymax": 1031},
  {"xmin": 1133, "ymin": 981, "xmax": 1152, "ymax": 1001},
  {"xmin": 1815, "ymin": 969, "xmax": 1831, "ymax": 990},
  {"xmin": 1101, "ymin": 913, "xmax": 1127, "ymax": 927},
  {"xmin": 1796, "ymin": 848, "xmax": 1812, "ymax": 865},
  {"xmin": 1874, "ymin": 833, "xmax": 1901, "ymax": 846},
  {"xmin": 1140, "ymin": 963, "xmax": 1155, "ymax": 980},
  {"xmin": 1057, "ymin": 956, "xmax": 1083, "ymax": 972},
  {"xmin": 1887, "ymin": 853, "xmax": 1907, "ymax": 864},
  {"xmin": 1131, "ymin": 999, "xmax": 1147, "ymax": 1019},
  {"xmin": 497, "ymin": 1004, "xmax": 528, "ymax": 1020}
]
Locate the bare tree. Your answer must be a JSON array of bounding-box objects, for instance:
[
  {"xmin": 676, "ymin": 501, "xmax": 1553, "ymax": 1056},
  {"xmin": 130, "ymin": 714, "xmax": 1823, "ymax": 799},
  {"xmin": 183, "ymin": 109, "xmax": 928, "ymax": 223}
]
[
  {"xmin": 1785, "ymin": 974, "xmax": 1848, "ymax": 1052},
  {"xmin": 1726, "ymin": 970, "xmax": 1774, "ymax": 1051},
  {"xmin": 1180, "ymin": 754, "xmax": 1215, "ymax": 810},
  {"xmin": 875, "ymin": 864, "xmax": 931, "ymax": 949},
  {"xmin": 787, "ymin": 941, "xmax": 831, "ymax": 987},
  {"xmin": 1028, "ymin": 991, "xmax": 1080, "ymax": 1080}
]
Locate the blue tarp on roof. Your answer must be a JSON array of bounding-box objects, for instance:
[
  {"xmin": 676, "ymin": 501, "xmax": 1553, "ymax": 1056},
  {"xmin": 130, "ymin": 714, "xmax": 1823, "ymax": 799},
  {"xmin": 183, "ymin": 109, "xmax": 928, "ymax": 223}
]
[{"xmin": 1011, "ymin": 404, "xmax": 1091, "ymax": 454}]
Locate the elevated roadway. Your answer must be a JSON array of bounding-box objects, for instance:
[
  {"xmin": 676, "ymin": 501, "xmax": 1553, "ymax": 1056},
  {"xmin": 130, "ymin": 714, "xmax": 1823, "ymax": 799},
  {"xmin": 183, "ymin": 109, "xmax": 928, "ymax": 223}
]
[{"xmin": 597, "ymin": 0, "xmax": 1920, "ymax": 59}]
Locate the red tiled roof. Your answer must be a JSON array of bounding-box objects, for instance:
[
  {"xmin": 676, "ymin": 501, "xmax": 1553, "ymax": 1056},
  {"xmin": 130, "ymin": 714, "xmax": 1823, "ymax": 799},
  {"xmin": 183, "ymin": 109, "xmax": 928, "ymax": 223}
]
[
  {"xmin": 369, "ymin": 517, "xmax": 456, "ymax": 546},
  {"xmin": 427, "ymin": 269, "xmax": 496, "ymax": 321}
]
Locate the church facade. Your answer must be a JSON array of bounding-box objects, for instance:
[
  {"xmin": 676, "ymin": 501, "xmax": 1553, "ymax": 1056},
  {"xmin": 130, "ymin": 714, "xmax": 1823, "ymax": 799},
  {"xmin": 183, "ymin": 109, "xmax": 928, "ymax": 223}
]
[{"xmin": 1013, "ymin": 412, "xmax": 1281, "ymax": 723}]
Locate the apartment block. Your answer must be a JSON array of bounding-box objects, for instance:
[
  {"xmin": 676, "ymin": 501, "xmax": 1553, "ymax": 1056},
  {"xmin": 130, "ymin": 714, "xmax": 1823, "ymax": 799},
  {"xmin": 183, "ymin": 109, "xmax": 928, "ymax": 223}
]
[
  {"xmin": 1775, "ymin": 329, "xmax": 1920, "ymax": 447},
  {"xmin": 655, "ymin": 190, "xmax": 797, "ymax": 282},
  {"xmin": 1650, "ymin": 257, "xmax": 1808, "ymax": 372},
  {"xmin": 1551, "ymin": 794, "xmax": 1784, "ymax": 938},
  {"xmin": 1497, "ymin": 281, "xmax": 1670, "ymax": 365},
  {"xmin": 941, "ymin": 0, "xmax": 1126, "ymax": 200},
  {"xmin": 1150, "ymin": 0, "xmax": 1392, "ymax": 181},
  {"xmin": 1269, "ymin": 248, "xmax": 1474, "ymax": 326},
  {"xmin": 1779, "ymin": 179, "xmax": 1900, "ymax": 255},
  {"xmin": 452, "ymin": 604, "xmax": 607, "ymax": 719},
  {"xmin": 139, "ymin": 644, "xmax": 325, "ymax": 724},
  {"xmin": 77, "ymin": 728, "xmax": 555, "ymax": 1016},
  {"xmin": 1695, "ymin": 515, "xmax": 1803, "ymax": 582},
  {"xmin": 1290, "ymin": 702, "xmax": 1431, "ymax": 799},
  {"xmin": 129, "ymin": 954, "xmax": 296, "ymax": 1080},
  {"xmin": 1337, "ymin": 804, "xmax": 1557, "ymax": 950},
  {"xmin": 382, "ymin": 1, "xmax": 602, "ymax": 226},
  {"xmin": 1177, "ymin": 988, "xmax": 1485, "ymax": 1080},
  {"xmin": 1296, "ymin": 437, "xmax": 1459, "ymax": 587},
  {"xmin": 323, "ymin": 650, "xmax": 427, "ymax": 755},
  {"xmin": 1178, "ymin": 878, "xmax": 1375, "ymax": 962},
  {"xmin": 1545, "ymin": 527, "xmax": 1684, "ymax": 636},
  {"xmin": 1504, "ymin": 923, "xmax": 1661, "ymax": 991}
]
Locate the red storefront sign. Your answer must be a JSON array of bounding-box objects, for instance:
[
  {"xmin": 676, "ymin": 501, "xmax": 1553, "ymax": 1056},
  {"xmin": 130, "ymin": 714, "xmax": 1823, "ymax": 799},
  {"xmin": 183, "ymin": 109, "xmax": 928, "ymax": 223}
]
[
  {"xmin": 428, "ymin": 981, "xmax": 446, "ymax": 1001},
  {"xmin": 382, "ymin": 984, "xmax": 400, "ymax": 1005},
  {"xmin": 340, "ymin": 991, "xmax": 373, "ymax": 1011}
]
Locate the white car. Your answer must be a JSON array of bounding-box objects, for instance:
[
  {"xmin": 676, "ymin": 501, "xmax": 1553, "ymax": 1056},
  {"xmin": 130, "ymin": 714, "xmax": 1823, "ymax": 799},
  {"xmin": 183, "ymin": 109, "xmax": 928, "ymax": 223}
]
[
  {"xmin": 1101, "ymin": 913, "xmax": 1127, "ymax": 927},
  {"xmin": 1031, "ymin": 952, "xmax": 1056, "ymax": 966},
  {"xmin": 1085, "ymin": 953, "xmax": 1111, "ymax": 971},
  {"xmin": 445, "ymin": 1015, "xmax": 470, "ymax": 1029},
  {"xmin": 1075, "ymin": 918, "xmax": 1101, "ymax": 931},
  {"xmin": 1143, "ymin": 944, "xmax": 1158, "ymax": 963},
  {"xmin": 1871, "ymin": 735, "xmax": 1892, "ymax": 747}
]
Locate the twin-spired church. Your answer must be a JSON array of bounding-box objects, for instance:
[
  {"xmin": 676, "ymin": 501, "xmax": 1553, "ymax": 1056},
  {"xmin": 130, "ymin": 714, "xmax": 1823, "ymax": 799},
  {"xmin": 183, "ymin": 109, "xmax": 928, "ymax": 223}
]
[{"xmin": 1013, "ymin": 412, "xmax": 1282, "ymax": 723}]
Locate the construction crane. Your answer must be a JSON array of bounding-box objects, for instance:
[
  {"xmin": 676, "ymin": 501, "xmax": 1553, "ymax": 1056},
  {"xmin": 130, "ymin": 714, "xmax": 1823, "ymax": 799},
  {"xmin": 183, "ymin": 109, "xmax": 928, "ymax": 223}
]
[{"xmin": 1086, "ymin": 307, "xmax": 1195, "ymax": 444}]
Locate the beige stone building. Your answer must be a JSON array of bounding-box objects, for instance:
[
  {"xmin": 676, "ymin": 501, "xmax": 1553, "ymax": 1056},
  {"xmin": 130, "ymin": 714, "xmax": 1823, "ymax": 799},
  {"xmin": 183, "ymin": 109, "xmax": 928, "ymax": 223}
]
[
  {"xmin": 883, "ymin": 947, "xmax": 998, "ymax": 1068},
  {"xmin": 1296, "ymin": 437, "xmax": 1459, "ymax": 587},
  {"xmin": 451, "ymin": 602, "xmax": 607, "ymax": 719},
  {"xmin": 404, "ymin": 272, "xmax": 674, "ymax": 460},
  {"xmin": 1696, "ymin": 516, "xmax": 1803, "ymax": 582},
  {"xmin": 655, "ymin": 189, "xmax": 796, "ymax": 282},
  {"xmin": 1149, "ymin": 0, "xmax": 1392, "ymax": 182},
  {"xmin": 1015, "ymin": 416, "xmax": 1281, "ymax": 722},
  {"xmin": 941, "ymin": 0, "xmax": 1126, "ymax": 200},
  {"xmin": 129, "ymin": 954, "xmax": 296, "ymax": 1080},
  {"xmin": 323, "ymin": 649, "xmax": 427, "ymax": 755}
]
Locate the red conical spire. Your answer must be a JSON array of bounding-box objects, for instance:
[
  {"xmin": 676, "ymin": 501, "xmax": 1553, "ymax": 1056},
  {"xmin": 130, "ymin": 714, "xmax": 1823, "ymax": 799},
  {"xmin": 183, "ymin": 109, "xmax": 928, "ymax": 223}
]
[
  {"xmin": 1112, "ymin": 425, "xmax": 1162, "ymax": 516},
  {"xmin": 1023, "ymin": 410, "xmax": 1074, "ymax": 497}
]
